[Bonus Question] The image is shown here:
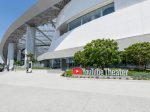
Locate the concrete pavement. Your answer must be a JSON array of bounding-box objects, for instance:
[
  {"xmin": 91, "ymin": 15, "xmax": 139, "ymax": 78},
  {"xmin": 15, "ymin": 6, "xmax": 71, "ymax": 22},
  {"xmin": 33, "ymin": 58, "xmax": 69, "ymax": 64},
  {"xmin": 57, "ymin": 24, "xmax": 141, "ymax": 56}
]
[{"xmin": 0, "ymin": 70, "xmax": 150, "ymax": 112}]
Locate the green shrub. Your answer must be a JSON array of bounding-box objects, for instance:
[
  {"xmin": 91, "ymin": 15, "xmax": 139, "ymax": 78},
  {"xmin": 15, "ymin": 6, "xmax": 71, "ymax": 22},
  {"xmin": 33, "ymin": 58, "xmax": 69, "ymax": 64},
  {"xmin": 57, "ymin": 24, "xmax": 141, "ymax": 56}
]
[
  {"xmin": 128, "ymin": 70, "xmax": 150, "ymax": 80},
  {"xmin": 65, "ymin": 69, "xmax": 73, "ymax": 77},
  {"xmin": 14, "ymin": 61, "xmax": 22, "ymax": 66}
]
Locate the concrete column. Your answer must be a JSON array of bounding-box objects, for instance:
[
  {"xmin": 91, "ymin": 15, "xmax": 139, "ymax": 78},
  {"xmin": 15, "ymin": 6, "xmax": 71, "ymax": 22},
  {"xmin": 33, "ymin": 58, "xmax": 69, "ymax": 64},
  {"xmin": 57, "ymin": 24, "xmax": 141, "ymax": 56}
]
[
  {"xmin": 24, "ymin": 26, "xmax": 36, "ymax": 66},
  {"xmin": 26, "ymin": 26, "xmax": 36, "ymax": 54},
  {"xmin": 34, "ymin": 47, "xmax": 37, "ymax": 60},
  {"xmin": 24, "ymin": 49, "xmax": 27, "ymax": 66},
  {"xmin": 7, "ymin": 43, "xmax": 15, "ymax": 70},
  {"xmin": 66, "ymin": 58, "xmax": 69, "ymax": 69},
  {"xmin": 17, "ymin": 50, "xmax": 21, "ymax": 61},
  {"xmin": 51, "ymin": 59, "xmax": 54, "ymax": 68}
]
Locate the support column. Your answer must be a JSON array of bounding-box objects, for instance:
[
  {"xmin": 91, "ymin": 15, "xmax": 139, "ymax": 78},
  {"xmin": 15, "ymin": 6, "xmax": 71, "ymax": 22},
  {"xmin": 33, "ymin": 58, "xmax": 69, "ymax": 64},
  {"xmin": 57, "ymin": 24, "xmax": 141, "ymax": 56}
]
[
  {"xmin": 24, "ymin": 49, "xmax": 27, "ymax": 66},
  {"xmin": 34, "ymin": 46, "xmax": 37, "ymax": 60},
  {"xmin": 51, "ymin": 59, "xmax": 54, "ymax": 68},
  {"xmin": 26, "ymin": 25, "xmax": 36, "ymax": 54},
  {"xmin": 7, "ymin": 43, "xmax": 15, "ymax": 70},
  {"xmin": 25, "ymin": 25, "xmax": 36, "ymax": 66},
  {"xmin": 17, "ymin": 50, "xmax": 21, "ymax": 61},
  {"xmin": 66, "ymin": 58, "xmax": 69, "ymax": 69}
]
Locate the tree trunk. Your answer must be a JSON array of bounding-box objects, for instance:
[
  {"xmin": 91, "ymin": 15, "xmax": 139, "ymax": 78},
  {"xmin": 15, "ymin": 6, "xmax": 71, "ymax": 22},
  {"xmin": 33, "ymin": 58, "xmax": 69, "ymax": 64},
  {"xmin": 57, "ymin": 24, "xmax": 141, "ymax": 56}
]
[
  {"xmin": 101, "ymin": 66, "xmax": 104, "ymax": 71},
  {"xmin": 138, "ymin": 61, "xmax": 141, "ymax": 71},
  {"xmin": 144, "ymin": 64, "xmax": 147, "ymax": 71}
]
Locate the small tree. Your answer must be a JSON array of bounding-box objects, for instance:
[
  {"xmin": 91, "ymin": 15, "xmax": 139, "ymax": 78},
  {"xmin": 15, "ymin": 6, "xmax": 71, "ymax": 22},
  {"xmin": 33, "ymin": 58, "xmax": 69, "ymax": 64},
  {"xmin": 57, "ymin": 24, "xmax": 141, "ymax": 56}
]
[
  {"xmin": 26, "ymin": 53, "xmax": 37, "ymax": 63},
  {"xmin": 119, "ymin": 51, "xmax": 127, "ymax": 66},
  {"xmin": 74, "ymin": 51, "xmax": 89, "ymax": 67},
  {"xmin": 124, "ymin": 42, "xmax": 150, "ymax": 70},
  {"xmin": 14, "ymin": 61, "xmax": 22, "ymax": 66},
  {"xmin": 74, "ymin": 51, "xmax": 83, "ymax": 66},
  {"xmin": 74, "ymin": 39, "xmax": 121, "ymax": 69}
]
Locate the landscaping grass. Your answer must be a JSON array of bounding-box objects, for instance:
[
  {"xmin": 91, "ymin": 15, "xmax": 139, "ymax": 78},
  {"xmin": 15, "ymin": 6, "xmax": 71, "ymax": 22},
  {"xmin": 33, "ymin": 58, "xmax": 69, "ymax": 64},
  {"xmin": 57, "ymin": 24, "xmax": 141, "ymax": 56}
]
[
  {"xmin": 128, "ymin": 70, "xmax": 150, "ymax": 80},
  {"xmin": 109, "ymin": 68, "xmax": 150, "ymax": 80}
]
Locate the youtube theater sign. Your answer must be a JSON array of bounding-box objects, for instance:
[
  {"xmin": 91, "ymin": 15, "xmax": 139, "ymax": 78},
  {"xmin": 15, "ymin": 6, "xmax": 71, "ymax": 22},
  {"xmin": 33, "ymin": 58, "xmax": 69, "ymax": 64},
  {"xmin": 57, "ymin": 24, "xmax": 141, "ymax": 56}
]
[{"xmin": 72, "ymin": 68, "xmax": 128, "ymax": 76}]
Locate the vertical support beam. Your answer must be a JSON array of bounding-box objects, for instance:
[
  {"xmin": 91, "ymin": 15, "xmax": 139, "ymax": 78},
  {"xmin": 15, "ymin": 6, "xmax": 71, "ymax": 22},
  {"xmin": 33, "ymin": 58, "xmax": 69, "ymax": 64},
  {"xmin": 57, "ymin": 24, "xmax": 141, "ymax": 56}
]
[
  {"xmin": 66, "ymin": 58, "xmax": 69, "ymax": 69},
  {"xmin": 17, "ymin": 50, "xmax": 21, "ymax": 61},
  {"xmin": 7, "ymin": 43, "xmax": 15, "ymax": 70},
  {"xmin": 26, "ymin": 25, "xmax": 36, "ymax": 54},
  {"xmin": 24, "ymin": 49, "xmax": 27, "ymax": 66},
  {"xmin": 51, "ymin": 59, "xmax": 54, "ymax": 68},
  {"xmin": 34, "ymin": 47, "xmax": 37, "ymax": 60},
  {"xmin": 25, "ymin": 25, "xmax": 36, "ymax": 66}
]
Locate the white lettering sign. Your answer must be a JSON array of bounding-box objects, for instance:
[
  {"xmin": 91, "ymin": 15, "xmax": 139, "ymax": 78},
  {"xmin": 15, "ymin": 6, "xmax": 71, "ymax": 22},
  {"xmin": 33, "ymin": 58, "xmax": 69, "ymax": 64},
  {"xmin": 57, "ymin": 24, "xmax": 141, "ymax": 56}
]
[{"xmin": 83, "ymin": 68, "xmax": 128, "ymax": 76}]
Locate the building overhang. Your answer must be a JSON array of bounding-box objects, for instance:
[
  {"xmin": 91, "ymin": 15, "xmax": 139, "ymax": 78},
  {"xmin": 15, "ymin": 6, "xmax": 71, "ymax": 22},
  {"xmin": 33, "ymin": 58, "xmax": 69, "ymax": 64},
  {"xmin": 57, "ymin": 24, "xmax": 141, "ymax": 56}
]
[
  {"xmin": 37, "ymin": 47, "xmax": 83, "ymax": 61},
  {"xmin": 0, "ymin": 0, "xmax": 70, "ymax": 63}
]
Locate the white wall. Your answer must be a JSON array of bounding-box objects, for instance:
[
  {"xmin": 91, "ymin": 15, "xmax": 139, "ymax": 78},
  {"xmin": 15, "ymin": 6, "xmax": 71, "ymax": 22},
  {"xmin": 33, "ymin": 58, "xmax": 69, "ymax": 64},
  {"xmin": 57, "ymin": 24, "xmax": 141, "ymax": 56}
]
[
  {"xmin": 49, "ymin": 0, "xmax": 150, "ymax": 52},
  {"xmin": 117, "ymin": 34, "xmax": 150, "ymax": 50},
  {"xmin": 114, "ymin": 0, "xmax": 146, "ymax": 10}
]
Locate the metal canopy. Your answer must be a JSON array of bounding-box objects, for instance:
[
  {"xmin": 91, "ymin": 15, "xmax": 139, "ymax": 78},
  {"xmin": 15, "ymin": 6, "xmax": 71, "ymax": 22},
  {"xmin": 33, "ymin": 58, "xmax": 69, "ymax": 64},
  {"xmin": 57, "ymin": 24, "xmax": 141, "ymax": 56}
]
[{"xmin": 1, "ymin": 0, "xmax": 71, "ymax": 62}]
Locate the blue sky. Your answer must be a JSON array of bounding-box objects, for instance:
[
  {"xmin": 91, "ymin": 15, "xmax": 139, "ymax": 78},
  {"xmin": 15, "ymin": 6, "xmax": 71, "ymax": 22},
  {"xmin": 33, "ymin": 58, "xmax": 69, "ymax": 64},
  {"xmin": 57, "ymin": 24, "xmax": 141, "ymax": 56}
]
[{"xmin": 0, "ymin": 0, "xmax": 37, "ymax": 41}]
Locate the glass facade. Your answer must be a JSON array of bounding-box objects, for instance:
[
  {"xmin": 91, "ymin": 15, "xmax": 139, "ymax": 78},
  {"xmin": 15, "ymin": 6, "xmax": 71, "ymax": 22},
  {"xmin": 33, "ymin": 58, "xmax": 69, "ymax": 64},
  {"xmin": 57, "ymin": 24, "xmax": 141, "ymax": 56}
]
[
  {"xmin": 68, "ymin": 3, "xmax": 114, "ymax": 31},
  {"xmin": 53, "ymin": 59, "xmax": 61, "ymax": 69},
  {"xmin": 48, "ymin": 57, "xmax": 75, "ymax": 69},
  {"xmin": 94, "ymin": 9, "xmax": 102, "ymax": 19},
  {"xmin": 66, "ymin": 57, "xmax": 74, "ymax": 68},
  {"xmin": 82, "ymin": 12, "xmax": 94, "ymax": 24},
  {"xmin": 102, "ymin": 3, "xmax": 115, "ymax": 16},
  {"xmin": 48, "ymin": 58, "xmax": 75, "ymax": 69},
  {"xmin": 68, "ymin": 17, "xmax": 82, "ymax": 31}
]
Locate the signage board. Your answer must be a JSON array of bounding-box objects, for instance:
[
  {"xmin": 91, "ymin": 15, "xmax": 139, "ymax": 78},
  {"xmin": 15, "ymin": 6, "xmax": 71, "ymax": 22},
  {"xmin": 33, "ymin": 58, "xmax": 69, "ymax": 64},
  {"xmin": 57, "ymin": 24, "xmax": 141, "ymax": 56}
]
[{"xmin": 72, "ymin": 68, "xmax": 128, "ymax": 76}]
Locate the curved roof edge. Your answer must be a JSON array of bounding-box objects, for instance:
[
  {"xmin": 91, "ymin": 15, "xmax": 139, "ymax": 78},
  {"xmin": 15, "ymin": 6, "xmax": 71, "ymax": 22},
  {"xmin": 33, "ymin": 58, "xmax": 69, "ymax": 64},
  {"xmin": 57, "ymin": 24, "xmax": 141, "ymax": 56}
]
[
  {"xmin": 37, "ymin": 46, "xmax": 84, "ymax": 61},
  {"xmin": 0, "ymin": 0, "xmax": 63, "ymax": 62}
]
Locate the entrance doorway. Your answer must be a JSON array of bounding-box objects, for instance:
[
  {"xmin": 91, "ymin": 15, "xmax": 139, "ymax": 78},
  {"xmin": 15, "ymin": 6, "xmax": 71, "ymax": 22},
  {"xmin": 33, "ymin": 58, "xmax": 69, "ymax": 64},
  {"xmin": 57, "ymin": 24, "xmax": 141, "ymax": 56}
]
[{"xmin": 61, "ymin": 58, "xmax": 67, "ymax": 71}]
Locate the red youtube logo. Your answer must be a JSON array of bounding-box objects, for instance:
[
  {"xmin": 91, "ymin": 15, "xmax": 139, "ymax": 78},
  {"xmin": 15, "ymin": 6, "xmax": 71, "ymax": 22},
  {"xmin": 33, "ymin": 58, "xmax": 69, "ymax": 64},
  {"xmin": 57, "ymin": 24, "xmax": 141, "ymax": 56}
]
[{"xmin": 73, "ymin": 68, "xmax": 83, "ymax": 75}]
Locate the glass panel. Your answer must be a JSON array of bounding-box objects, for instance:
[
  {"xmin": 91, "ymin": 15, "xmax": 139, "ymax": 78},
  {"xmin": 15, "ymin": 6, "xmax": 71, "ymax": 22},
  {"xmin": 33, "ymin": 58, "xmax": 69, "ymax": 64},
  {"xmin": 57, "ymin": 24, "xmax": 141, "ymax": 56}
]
[
  {"xmin": 68, "ymin": 18, "xmax": 82, "ymax": 31},
  {"xmin": 102, "ymin": 3, "xmax": 114, "ymax": 16},
  {"xmin": 53, "ymin": 59, "xmax": 61, "ymax": 69},
  {"xmin": 67, "ymin": 57, "xmax": 74, "ymax": 68},
  {"xmin": 67, "ymin": 3, "xmax": 114, "ymax": 32},
  {"xmin": 82, "ymin": 12, "xmax": 93, "ymax": 24},
  {"xmin": 93, "ymin": 9, "xmax": 102, "ymax": 19}
]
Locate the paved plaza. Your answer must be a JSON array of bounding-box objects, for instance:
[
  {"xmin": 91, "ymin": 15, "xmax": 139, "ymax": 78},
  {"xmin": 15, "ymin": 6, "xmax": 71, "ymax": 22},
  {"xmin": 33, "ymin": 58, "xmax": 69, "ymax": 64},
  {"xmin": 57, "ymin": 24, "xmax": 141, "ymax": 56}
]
[{"xmin": 0, "ymin": 70, "xmax": 150, "ymax": 112}]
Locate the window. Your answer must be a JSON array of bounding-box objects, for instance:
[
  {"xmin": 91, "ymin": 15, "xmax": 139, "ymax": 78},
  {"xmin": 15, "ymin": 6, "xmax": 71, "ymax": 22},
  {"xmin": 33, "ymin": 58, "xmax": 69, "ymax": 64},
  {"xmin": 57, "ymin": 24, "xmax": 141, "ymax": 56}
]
[
  {"xmin": 68, "ymin": 17, "xmax": 82, "ymax": 31},
  {"xmin": 93, "ymin": 9, "xmax": 101, "ymax": 19},
  {"xmin": 53, "ymin": 59, "xmax": 61, "ymax": 69},
  {"xmin": 67, "ymin": 57, "xmax": 74, "ymax": 68},
  {"xmin": 82, "ymin": 13, "xmax": 93, "ymax": 24},
  {"xmin": 102, "ymin": 3, "xmax": 114, "ymax": 16},
  {"xmin": 67, "ymin": 3, "xmax": 115, "ymax": 32}
]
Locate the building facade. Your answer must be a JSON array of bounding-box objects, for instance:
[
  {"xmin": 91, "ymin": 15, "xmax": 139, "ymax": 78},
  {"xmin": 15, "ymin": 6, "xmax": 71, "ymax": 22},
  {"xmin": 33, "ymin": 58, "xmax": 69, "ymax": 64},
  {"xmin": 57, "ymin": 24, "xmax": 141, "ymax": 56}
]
[{"xmin": 0, "ymin": 0, "xmax": 150, "ymax": 70}]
